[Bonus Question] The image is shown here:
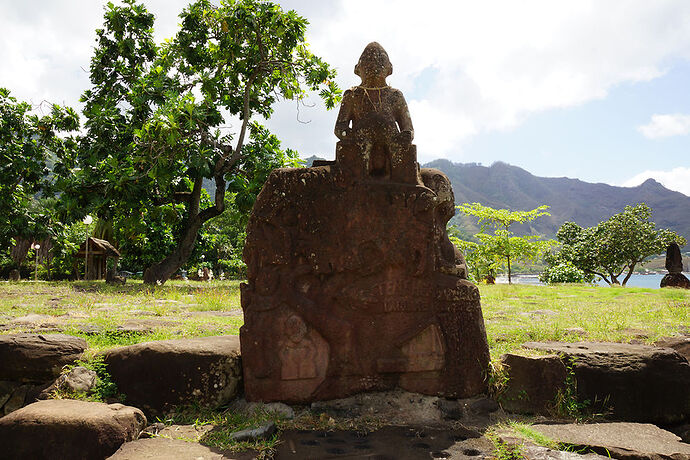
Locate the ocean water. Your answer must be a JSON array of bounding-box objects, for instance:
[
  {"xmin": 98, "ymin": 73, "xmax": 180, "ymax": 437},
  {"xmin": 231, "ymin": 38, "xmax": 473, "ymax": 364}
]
[{"xmin": 494, "ymin": 273, "xmax": 688, "ymax": 289}]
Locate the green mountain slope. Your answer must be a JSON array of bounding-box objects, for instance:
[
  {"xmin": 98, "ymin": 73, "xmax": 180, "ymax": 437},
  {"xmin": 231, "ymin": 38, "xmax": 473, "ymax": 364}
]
[{"xmin": 425, "ymin": 159, "xmax": 690, "ymax": 240}]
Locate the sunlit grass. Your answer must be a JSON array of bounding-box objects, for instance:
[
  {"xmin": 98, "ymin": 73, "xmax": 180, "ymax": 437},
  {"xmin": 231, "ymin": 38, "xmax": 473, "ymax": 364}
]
[
  {"xmin": 0, "ymin": 280, "xmax": 243, "ymax": 351},
  {"xmin": 479, "ymin": 283, "xmax": 690, "ymax": 360}
]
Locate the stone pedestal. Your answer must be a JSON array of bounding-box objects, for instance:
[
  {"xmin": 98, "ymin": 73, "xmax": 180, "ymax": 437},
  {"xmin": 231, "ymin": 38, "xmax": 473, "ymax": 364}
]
[{"xmin": 240, "ymin": 153, "xmax": 489, "ymax": 403}]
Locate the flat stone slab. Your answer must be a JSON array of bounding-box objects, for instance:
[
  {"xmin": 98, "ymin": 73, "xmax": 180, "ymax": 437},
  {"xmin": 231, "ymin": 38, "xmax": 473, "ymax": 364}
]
[
  {"xmin": 0, "ymin": 333, "xmax": 86, "ymax": 382},
  {"xmin": 108, "ymin": 437, "xmax": 256, "ymax": 460},
  {"xmin": 518, "ymin": 444, "xmax": 610, "ymax": 460},
  {"xmin": 153, "ymin": 423, "xmax": 214, "ymax": 441},
  {"xmin": 496, "ymin": 432, "xmax": 611, "ymax": 460},
  {"xmin": 531, "ymin": 423, "xmax": 690, "ymax": 459},
  {"xmin": 102, "ymin": 335, "xmax": 242, "ymax": 417},
  {"xmin": 0, "ymin": 399, "xmax": 146, "ymax": 460},
  {"xmin": 276, "ymin": 426, "xmax": 493, "ymax": 459},
  {"xmin": 523, "ymin": 341, "xmax": 690, "ymax": 423}
]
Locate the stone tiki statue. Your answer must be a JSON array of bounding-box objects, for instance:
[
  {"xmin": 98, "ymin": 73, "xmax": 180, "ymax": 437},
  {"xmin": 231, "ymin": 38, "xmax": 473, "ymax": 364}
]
[
  {"xmin": 240, "ymin": 42, "xmax": 490, "ymax": 403},
  {"xmin": 660, "ymin": 242, "xmax": 690, "ymax": 289}
]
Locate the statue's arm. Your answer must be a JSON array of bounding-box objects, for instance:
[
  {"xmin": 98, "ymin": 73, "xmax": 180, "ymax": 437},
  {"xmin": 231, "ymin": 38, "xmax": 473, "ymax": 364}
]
[
  {"xmin": 334, "ymin": 89, "xmax": 354, "ymax": 140},
  {"xmin": 393, "ymin": 90, "xmax": 414, "ymax": 141}
]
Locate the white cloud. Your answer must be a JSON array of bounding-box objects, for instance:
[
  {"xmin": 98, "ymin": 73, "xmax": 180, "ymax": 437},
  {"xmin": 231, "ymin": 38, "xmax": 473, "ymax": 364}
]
[
  {"xmin": 3, "ymin": 1, "xmax": 690, "ymax": 162},
  {"xmin": 638, "ymin": 114, "xmax": 690, "ymax": 139},
  {"xmin": 623, "ymin": 167, "xmax": 690, "ymax": 196},
  {"xmin": 279, "ymin": 0, "xmax": 690, "ymax": 161}
]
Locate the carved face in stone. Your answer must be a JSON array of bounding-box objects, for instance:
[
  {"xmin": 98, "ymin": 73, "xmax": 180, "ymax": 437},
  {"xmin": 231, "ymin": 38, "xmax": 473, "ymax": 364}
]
[
  {"xmin": 354, "ymin": 42, "xmax": 393, "ymax": 83},
  {"xmin": 285, "ymin": 315, "xmax": 308, "ymax": 344},
  {"xmin": 421, "ymin": 169, "xmax": 455, "ymax": 222}
]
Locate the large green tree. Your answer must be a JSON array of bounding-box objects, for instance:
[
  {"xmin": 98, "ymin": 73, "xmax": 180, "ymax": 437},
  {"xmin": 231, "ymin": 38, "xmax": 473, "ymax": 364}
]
[
  {"xmin": 456, "ymin": 203, "xmax": 554, "ymax": 283},
  {"xmin": 64, "ymin": 0, "xmax": 339, "ymax": 284},
  {"xmin": 0, "ymin": 88, "xmax": 78, "ymax": 252},
  {"xmin": 550, "ymin": 203, "xmax": 685, "ymax": 286}
]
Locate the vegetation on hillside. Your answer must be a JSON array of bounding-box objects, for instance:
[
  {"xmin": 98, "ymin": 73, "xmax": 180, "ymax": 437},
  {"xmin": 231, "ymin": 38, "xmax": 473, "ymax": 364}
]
[{"xmin": 427, "ymin": 159, "xmax": 690, "ymax": 242}]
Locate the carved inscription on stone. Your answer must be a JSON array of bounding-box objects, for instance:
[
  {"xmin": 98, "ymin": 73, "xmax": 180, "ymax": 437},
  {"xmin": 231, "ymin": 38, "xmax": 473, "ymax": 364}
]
[{"xmin": 401, "ymin": 324, "xmax": 446, "ymax": 372}]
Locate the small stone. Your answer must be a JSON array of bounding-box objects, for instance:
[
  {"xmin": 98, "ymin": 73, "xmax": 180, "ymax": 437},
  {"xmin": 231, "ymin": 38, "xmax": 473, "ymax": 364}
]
[
  {"xmin": 565, "ymin": 327, "xmax": 586, "ymax": 336},
  {"xmin": 3, "ymin": 384, "xmax": 30, "ymax": 415},
  {"xmin": 41, "ymin": 366, "xmax": 98, "ymax": 398},
  {"xmin": 246, "ymin": 401, "xmax": 295, "ymax": 420},
  {"xmin": 436, "ymin": 398, "xmax": 464, "ymax": 420},
  {"xmin": 108, "ymin": 437, "xmax": 256, "ymax": 460},
  {"xmin": 0, "ymin": 381, "xmax": 19, "ymax": 409},
  {"xmin": 468, "ymin": 397, "xmax": 499, "ymax": 415},
  {"xmin": 655, "ymin": 336, "xmax": 690, "ymax": 361},
  {"xmin": 59, "ymin": 366, "xmax": 97, "ymax": 392},
  {"xmin": 227, "ymin": 422, "xmax": 277, "ymax": 442},
  {"xmin": 140, "ymin": 422, "xmax": 166, "ymax": 438}
]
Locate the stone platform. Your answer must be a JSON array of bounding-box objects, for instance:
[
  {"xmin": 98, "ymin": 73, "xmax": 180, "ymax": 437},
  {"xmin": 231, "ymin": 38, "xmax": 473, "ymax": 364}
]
[{"xmin": 240, "ymin": 162, "xmax": 489, "ymax": 403}]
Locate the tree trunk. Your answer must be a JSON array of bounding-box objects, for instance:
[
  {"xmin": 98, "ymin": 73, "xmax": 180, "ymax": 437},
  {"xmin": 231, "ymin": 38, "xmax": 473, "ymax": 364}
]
[
  {"xmin": 143, "ymin": 174, "xmax": 226, "ymax": 285},
  {"xmin": 143, "ymin": 217, "xmax": 203, "ymax": 285},
  {"xmin": 621, "ymin": 263, "xmax": 636, "ymax": 286},
  {"xmin": 508, "ymin": 255, "xmax": 513, "ymax": 284}
]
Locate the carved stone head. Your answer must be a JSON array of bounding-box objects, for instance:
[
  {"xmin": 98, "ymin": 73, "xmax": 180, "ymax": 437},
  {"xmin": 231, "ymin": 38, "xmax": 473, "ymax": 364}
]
[
  {"xmin": 421, "ymin": 168, "xmax": 455, "ymax": 223},
  {"xmin": 354, "ymin": 42, "xmax": 393, "ymax": 81}
]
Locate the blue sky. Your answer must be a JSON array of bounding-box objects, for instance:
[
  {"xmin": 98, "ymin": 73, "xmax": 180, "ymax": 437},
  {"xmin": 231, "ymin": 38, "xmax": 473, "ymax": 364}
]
[
  {"xmin": 1, "ymin": 0, "xmax": 689, "ymax": 194},
  {"xmin": 463, "ymin": 60, "xmax": 690, "ymax": 185}
]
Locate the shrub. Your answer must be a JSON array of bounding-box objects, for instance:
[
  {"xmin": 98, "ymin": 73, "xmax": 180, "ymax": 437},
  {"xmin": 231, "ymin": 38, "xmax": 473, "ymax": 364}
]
[{"xmin": 540, "ymin": 262, "xmax": 589, "ymax": 284}]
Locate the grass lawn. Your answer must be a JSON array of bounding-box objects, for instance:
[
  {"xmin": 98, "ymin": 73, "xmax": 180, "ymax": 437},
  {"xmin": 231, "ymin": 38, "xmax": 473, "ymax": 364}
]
[
  {"xmin": 480, "ymin": 283, "xmax": 689, "ymax": 359},
  {"xmin": 0, "ymin": 280, "xmax": 687, "ymax": 360},
  {"xmin": 0, "ymin": 280, "xmax": 244, "ymax": 353}
]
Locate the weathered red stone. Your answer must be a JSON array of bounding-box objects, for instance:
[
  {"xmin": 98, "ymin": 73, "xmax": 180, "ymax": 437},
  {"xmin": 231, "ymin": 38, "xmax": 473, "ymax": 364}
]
[{"xmin": 240, "ymin": 43, "xmax": 489, "ymax": 403}]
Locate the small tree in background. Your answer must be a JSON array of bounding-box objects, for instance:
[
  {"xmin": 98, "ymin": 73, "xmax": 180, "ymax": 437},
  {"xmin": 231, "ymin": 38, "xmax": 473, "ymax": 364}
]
[
  {"xmin": 448, "ymin": 227, "xmax": 499, "ymax": 283},
  {"xmin": 456, "ymin": 203, "xmax": 554, "ymax": 283},
  {"xmin": 548, "ymin": 203, "xmax": 685, "ymax": 286}
]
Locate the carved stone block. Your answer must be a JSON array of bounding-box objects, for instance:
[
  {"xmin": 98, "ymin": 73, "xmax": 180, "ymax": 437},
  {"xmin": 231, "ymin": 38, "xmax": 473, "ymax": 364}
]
[{"xmin": 240, "ymin": 43, "xmax": 489, "ymax": 403}]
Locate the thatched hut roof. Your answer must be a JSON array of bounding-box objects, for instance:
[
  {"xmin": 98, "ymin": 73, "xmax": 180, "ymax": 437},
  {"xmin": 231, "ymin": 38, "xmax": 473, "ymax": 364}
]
[{"xmin": 75, "ymin": 237, "xmax": 120, "ymax": 258}]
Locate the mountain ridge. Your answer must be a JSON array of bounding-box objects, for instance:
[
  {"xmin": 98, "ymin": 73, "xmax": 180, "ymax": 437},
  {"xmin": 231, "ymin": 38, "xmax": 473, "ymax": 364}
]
[{"xmin": 423, "ymin": 159, "xmax": 690, "ymax": 240}]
